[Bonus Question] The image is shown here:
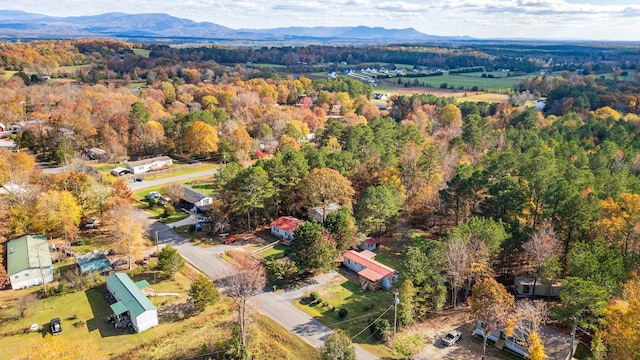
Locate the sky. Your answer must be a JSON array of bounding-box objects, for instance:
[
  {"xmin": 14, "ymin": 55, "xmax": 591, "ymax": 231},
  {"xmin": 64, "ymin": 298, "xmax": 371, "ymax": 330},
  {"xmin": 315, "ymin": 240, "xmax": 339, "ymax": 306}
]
[{"xmin": 2, "ymin": 0, "xmax": 640, "ymax": 41}]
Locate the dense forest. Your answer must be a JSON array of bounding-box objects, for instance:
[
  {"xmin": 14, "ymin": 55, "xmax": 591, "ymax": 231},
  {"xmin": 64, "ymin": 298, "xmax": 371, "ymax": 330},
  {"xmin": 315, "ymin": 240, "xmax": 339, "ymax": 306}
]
[{"xmin": 2, "ymin": 39, "xmax": 640, "ymax": 359}]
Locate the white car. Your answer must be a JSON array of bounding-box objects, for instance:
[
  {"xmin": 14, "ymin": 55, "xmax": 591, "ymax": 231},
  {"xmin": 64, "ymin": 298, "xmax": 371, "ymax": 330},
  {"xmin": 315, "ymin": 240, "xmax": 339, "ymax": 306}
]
[
  {"xmin": 146, "ymin": 191, "xmax": 161, "ymax": 199},
  {"xmin": 442, "ymin": 330, "xmax": 462, "ymax": 346}
]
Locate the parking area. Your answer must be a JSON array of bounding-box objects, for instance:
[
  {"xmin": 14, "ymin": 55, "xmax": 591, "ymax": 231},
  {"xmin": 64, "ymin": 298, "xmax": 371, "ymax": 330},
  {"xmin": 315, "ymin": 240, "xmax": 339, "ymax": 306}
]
[{"xmin": 413, "ymin": 308, "xmax": 508, "ymax": 360}]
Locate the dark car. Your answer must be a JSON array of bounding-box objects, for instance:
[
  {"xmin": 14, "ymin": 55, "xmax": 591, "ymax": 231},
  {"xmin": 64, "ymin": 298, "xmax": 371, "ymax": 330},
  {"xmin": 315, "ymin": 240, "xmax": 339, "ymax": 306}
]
[{"xmin": 50, "ymin": 318, "xmax": 62, "ymax": 335}]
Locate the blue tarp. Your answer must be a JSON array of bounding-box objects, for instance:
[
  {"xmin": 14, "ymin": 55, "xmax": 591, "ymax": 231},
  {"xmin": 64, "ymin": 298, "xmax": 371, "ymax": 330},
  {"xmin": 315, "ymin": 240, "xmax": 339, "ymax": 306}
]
[{"xmin": 77, "ymin": 251, "xmax": 110, "ymax": 274}]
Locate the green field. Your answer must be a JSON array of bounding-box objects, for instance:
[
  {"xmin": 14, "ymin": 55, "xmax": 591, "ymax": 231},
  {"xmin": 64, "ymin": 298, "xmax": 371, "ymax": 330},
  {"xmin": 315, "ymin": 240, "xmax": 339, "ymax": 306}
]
[
  {"xmin": 393, "ymin": 74, "xmax": 526, "ymax": 91},
  {"xmin": 132, "ymin": 49, "xmax": 151, "ymax": 58}
]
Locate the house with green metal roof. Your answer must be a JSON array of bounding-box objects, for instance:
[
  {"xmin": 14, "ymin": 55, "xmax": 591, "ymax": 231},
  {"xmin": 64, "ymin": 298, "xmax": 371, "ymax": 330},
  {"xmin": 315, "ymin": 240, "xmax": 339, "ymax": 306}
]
[
  {"xmin": 105, "ymin": 272, "xmax": 158, "ymax": 332},
  {"xmin": 7, "ymin": 235, "xmax": 54, "ymax": 290}
]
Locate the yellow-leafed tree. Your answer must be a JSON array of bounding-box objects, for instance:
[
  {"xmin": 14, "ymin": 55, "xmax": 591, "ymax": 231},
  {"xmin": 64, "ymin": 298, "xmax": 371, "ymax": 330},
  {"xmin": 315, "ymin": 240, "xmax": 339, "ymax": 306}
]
[
  {"xmin": 183, "ymin": 121, "xmax": 219, "ymax": 155},
  {"xmin": 33, "ymin": 190, "xmax": 82, "ymax": 236}
]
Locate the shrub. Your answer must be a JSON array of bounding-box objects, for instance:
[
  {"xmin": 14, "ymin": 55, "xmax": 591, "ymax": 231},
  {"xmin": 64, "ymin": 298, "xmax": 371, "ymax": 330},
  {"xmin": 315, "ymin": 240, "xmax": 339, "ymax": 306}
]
[
  {"xmin": 163, "ymin": 203, "xmax": 175, "ymax": 217},
  {"xmin": 338, "ymin": 308, "xmax": 348, "ymax": 318},
  {"xmin": 363, "ymin": 303, "xmax": 375, "ymax": 312},
  {"xmin": 310, "ymin": 291, "xmax": 320, "ymax": 302},
  {"xmin": 73, "ymin": 320, "xmax": 85, "ymax": 327}
]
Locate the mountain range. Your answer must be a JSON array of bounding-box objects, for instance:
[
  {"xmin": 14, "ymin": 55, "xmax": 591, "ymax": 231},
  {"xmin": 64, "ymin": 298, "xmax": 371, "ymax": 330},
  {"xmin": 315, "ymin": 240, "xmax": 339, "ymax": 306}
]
[{"xmin": 0, "ymin": 10, "xmax": 471, "ymax": 44}]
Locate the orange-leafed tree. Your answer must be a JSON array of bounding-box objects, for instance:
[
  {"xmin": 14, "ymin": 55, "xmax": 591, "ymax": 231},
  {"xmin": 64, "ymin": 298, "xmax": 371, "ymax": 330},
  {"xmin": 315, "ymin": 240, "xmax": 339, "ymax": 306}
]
[
  {"xmin": 470, "ymin": 277, "xmax": 514, "ymax": 360},
  {"xmin": 230, "ymin": 127, "xmax": 253, "ymax": 163},
  {"xmin": 301, "ymin": 168, "xmax": 355, "ymax": 222},
  {"xmin": 602, "ymin": 276, "xmax": 640, "ymax": 359},
  {"xmin": 183, "ymin": 121, "xmax": 218, "ymax": 155},
  {"xmin": 598, "ymin": 193, "xmax": 640, "ymax": 256}
]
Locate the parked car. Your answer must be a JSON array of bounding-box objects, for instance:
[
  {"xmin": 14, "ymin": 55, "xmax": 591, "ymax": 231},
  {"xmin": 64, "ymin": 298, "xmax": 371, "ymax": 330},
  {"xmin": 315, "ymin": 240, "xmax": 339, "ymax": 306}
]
[
  {"xmin": 146, "ymin": 191, "xmax": 161, "ymax": 200},
  {"xmin": 142, "ymin": 255, "xmax": 150, "ymax": 265},
  {"xmin": 50, "ymin": 318, "xmax": 62, "ymax": 335},
  {"xmin": 111, "ymin": 258, "xmax": 127, "ymax": 269},
  {"xmin": 224, "ymin": 236, "xmax": 239, "ymax": 245},
  {"xmin": 132, "ymin": 177, "xmax": 143, "ymax": 182},
  {"xmin": 442, "ymin": 330, "xmax": 462, "ymax": 346},
  {"xmin": 84, "ymin": 219, "xmax": 97, "ymax": 229}
]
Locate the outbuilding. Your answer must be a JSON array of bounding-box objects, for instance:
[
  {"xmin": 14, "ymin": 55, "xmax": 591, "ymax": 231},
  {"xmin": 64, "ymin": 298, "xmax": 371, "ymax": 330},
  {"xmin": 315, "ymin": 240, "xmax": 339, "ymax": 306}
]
[
  {"xmin": 76, "ymin": 251, "xmax": 111, "ymax": 274},
  {"xmin": 7, "ymin": 235, "xmax": 54, "ymax": 290},
  {"xmin": 105, "ymin": 273, "xmax": 158, "ymax": 333}
]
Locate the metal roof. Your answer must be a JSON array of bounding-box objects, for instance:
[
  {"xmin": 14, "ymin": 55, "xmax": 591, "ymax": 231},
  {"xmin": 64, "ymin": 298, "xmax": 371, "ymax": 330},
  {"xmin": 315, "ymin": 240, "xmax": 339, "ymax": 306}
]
[
  {"xmin": 7, "ymin": 235, "xmax": 51, "ymax": 275},
  {"xmin": 106, "ymin": 273, "xmax": 155, "ymax": 319}
]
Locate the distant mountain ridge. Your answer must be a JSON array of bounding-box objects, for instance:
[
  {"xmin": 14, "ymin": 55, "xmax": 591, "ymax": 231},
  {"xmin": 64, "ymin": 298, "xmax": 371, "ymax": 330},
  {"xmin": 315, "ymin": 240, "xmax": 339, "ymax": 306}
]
[{"xmin": 0, "ymin": 10, "xmax": 471, "ymax": 43}]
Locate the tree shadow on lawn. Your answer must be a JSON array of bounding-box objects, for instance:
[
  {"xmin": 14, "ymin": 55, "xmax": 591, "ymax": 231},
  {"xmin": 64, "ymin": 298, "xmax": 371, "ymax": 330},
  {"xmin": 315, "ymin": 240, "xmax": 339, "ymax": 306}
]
[{"xmin": 84, "ymin": 287, "xmax": 135, "ymax": 337}]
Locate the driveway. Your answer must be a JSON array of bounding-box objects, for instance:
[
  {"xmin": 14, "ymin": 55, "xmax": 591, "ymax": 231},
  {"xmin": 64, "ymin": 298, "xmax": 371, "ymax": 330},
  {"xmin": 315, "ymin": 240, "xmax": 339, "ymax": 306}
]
[
  {"xmin": 128, "ymin": 168, "xmax": 221, "ymax": 191},
  {"xmin": 256, "ymin": 272, "xmax": 379, "ymax": 360}
]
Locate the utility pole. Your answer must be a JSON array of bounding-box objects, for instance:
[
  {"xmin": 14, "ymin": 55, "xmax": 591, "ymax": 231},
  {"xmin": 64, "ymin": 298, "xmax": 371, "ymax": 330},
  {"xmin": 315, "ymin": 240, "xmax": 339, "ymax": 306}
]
[
  {"xmin": 393, "ymin": 292, "xmax": 399, "ymax": 336},
  {"xmin": 155, "ymin": 230, "xmax": 159, "ymax": 253}
]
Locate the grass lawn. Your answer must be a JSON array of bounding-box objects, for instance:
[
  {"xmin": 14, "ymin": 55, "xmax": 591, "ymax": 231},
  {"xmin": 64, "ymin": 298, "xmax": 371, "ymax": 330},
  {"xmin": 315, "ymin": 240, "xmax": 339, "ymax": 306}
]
[
  {"xmin": 257, "ymin": 243, "xmax": 291, "ymax": 261},
  {"xmin": 294, "ymin": 277, "xmax": 401, "ymax": 358},
  {"xmin": 91, "ymin": 162, "xmax": 220, "ymax": 182},
  {"xmin": 0, "ymin": 70, "xmax": 17, "ymax": 79},
  {"xmin": 0, "ymin": 270, "xmax": 192, "ymax": 359}
]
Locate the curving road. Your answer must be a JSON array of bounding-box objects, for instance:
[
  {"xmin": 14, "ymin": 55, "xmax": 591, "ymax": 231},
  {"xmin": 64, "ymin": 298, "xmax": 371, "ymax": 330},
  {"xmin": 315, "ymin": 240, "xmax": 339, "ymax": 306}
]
[{"xmin": 131, "ymin": 175, "xmax": 379, "ymax": 359}]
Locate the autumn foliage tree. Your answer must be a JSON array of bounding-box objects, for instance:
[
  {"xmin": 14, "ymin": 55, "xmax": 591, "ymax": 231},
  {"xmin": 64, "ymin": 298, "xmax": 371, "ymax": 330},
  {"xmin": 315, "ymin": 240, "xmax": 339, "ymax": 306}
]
[
  {"xmin": 183, "ymin": 121, "xmax": 219, "ymax": 155},
  {"xmin": 522, "ymin": 223, "xmax": 562, "ymax": 296},
  {"xmin": 301, "ymin": 168, "xmax": 355, "ymax": 222},
  {"xmin": 598, "ymin": 193, "xmax": 640, "ymax": 256},
  {"xmin": 33, "ymin": 190, "xmax": 82, "ymax": 236},
  {"xmin": 470, "ymin": 278, "xmax": 514, "ymax": 360},
  {"xmin": 602, "ymin": 276, "xmax": 640, "ymax": 360}
]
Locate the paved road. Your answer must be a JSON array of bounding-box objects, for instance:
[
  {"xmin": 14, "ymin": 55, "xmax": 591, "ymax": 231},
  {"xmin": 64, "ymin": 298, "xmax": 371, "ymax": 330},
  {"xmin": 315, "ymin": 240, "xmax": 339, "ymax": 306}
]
[
  {"xmin": 128, "ymin": 168, "xmax": 221, "ymax": 191},
  {"xmin": 256, "ymin": 273, "xmax": 379, "ymax": 360},
  {"xmin": 133, "ymin": 208, "xmax": 234, "ymax": 281}
]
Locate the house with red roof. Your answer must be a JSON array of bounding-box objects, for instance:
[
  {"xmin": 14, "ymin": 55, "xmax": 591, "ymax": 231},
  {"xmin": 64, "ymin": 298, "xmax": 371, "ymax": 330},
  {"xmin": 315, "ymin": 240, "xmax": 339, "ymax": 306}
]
[
  {"xmin": 342, "ymin": 250, "xmax": 397, "ymax": 290},
  {"xmin": 270, "ymin": 216, "xmax": 305, "ymax": 244}
]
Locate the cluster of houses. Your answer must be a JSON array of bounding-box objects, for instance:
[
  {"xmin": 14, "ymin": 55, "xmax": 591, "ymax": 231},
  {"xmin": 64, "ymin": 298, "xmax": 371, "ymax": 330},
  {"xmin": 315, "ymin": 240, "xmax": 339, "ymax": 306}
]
[{"xmin": 5, "ymin": 235, "xmax": 158, "ymax": 333}]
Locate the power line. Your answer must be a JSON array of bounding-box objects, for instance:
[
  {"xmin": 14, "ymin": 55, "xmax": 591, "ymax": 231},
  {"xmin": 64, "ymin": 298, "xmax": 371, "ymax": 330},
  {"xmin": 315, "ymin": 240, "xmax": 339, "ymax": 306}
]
[{"xmin": 350, "ymin": 303, "xmax": 394, "ymax": 340}]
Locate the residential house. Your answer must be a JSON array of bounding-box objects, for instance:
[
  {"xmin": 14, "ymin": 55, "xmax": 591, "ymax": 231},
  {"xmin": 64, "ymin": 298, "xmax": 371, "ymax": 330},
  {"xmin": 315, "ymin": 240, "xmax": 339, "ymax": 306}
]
[
  {"xmin": 308, "ymin": 202, "xmax": 340, "ymax": 223},
  {"xmin": 76, "ymin": 251, "xmax": 111, "ymax": 274},
  {"xmin": 514, "ymin": 277, "xmax": 562, "ymax": 298},
  {"xmin": 7, "ymin": 235, "xmax": 54, "ymax": 290},
  {"xmin": 106, "ymin": 273, "xmax": 158, "ymax": 333},
  {"xmin": 473, "ymin": 322, "xmax": 573, "ymax": 359},
  {"xmin": 270, "ymin": 216, "xmax": 305, "ymax": 244},
  {"xmin": 180, "ymin": 185, "xmax": 213, "ymax": 212},
  {"xmin": 125, "ymin": 156, "xmax": 173, "ymax": 174},
  {"xmin": 359, "ymin": 237, "xmax": 381, "ymax": 251},
  {"xmin": 342, "ymin": 250, "xmax": 396, "ymax": 290}
]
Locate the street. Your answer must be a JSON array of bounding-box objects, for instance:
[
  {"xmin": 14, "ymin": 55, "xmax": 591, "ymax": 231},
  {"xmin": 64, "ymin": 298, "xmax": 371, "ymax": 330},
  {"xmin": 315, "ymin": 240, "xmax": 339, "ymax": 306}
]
[
  {"xmin": 128, "ymin": 168, "xmax": 221, "ymax": 191},
  {"xmin": 131, "ymin": 174, "xmax": 380, "ymax": 359}
]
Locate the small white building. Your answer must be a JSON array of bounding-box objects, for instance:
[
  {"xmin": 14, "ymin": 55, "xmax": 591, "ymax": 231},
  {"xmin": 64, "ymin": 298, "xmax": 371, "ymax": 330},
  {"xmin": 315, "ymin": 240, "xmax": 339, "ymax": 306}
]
[
  {"xmin": 106, "ymin": 273, "xmax": 158, "ymax": 333},
  {"xmin": 342, "ymin": 250, "xmax": 396, "ymax": 290},
  {"xmin": 7, "ymin": 235, "xmax": 54, "ymax": 290},
  {"xmin": 125, "ymin": 156, "xmax": 173, "ymax": 174}
]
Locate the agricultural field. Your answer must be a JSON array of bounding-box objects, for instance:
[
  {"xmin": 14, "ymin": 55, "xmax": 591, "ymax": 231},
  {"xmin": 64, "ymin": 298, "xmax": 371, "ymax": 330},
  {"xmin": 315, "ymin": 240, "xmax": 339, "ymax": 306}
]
[{"xmin": 132, "ymin": 49, "xmax": 151, "ymax": 58}]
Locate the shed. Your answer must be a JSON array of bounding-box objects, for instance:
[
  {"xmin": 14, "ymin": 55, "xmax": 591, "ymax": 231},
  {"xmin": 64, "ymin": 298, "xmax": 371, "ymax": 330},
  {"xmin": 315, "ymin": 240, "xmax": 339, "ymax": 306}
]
[
  {"xmin": 125, "ymin": 156, "xmax": 172, "ymax": 174},
  {"xmin": 87, "ymin": 147, "xmax": 107, "ymax": 160},
  {"xmin": 7, "ymin": 235, "xmax": 54, "ymax": 290},
  {"xmin": 514, "ymin": 277, "xmax": 562, "ymax": 298},
  {"xmin": 106, "ymin": 273, "xmax": 158, "ymax": 333},
  {"xmin": 76, "ymin": 251, "xmax": 111, "ymax": 274},
  {"xmin": 111, "ymin": 167, "xmax": 130, "ymax": 176},
  {"xmin": 359, "ymin": 237, "xmax": 381, "ymax": 251}
]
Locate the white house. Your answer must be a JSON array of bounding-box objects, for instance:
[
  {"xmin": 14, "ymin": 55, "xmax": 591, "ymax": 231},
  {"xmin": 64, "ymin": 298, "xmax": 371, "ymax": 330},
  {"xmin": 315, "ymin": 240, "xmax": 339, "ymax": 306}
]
[
  {"xmin": 106, "ymin": 273, "xmax": 158, "ymax": 333},
  {"xmin": 342, "ymin": 250, "xmax": 396, "ymax": 290},
  {"xmin": 125, "ymin": 156, "xmax": 173, "ymax": 174},
  {"xmin": 7, "ymin": 235, "xmax": 54, "ymax": 290},
  {"xmin": 180, "ymin": 185, "xmax": 213, "ymax": 212},
  {"xmin": 307, "ymin": 202, "xmax": 340, "ymax": 223},
  {"xmin": 270, "ymin": 216, "xmax": 305, "ymax": 243},
  {"xmin": 514, "ymin": 277, "xmax": 562, "ymax": 298}
]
